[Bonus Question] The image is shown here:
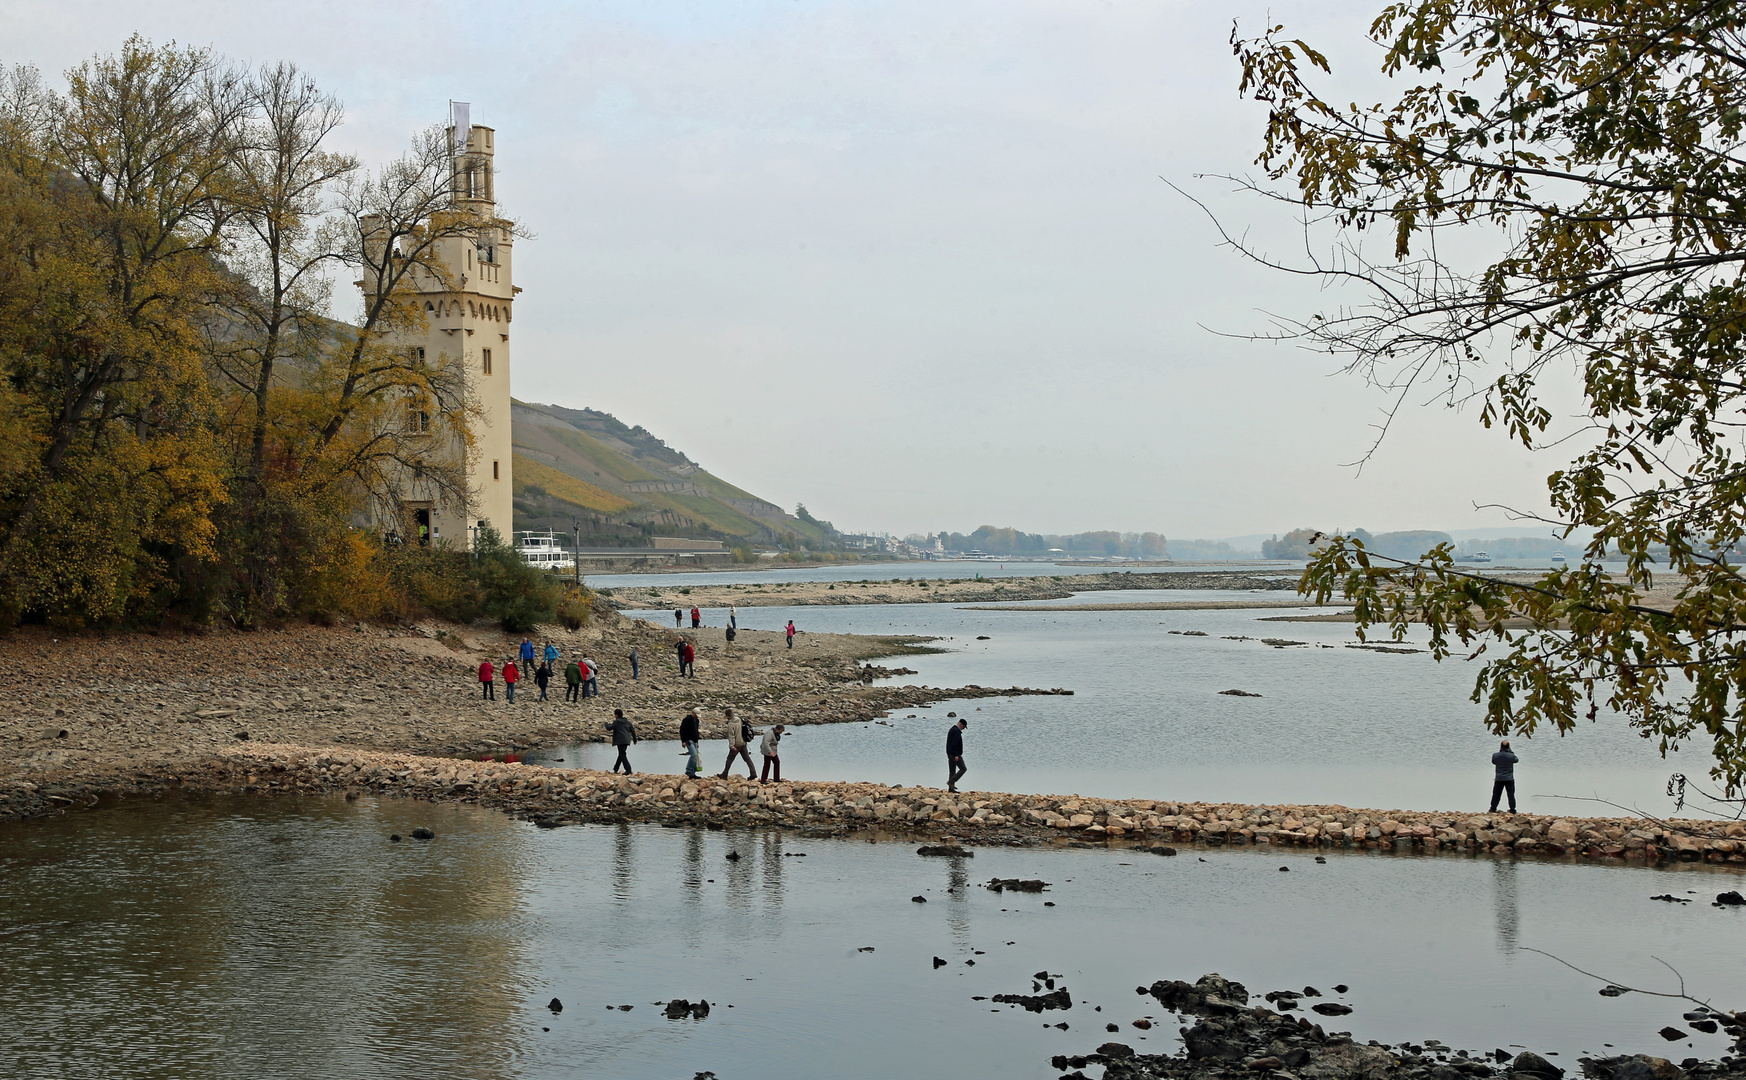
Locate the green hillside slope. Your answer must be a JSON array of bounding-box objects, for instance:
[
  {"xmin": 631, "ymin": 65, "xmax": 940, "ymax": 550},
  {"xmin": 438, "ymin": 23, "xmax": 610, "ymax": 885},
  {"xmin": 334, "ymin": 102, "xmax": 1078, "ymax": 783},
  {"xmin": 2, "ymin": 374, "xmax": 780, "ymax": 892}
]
[{"xmin": 509, "ymin": 400, "xmax": 834, "ymax": 548}]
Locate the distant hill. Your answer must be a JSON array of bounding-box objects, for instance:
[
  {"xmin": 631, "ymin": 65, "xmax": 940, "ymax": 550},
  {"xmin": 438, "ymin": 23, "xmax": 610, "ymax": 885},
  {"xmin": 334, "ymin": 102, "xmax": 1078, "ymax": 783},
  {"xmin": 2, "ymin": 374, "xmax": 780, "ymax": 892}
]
[{"xmin": 509, "ymin": 400, "xmax": 834, "ymax": 548}]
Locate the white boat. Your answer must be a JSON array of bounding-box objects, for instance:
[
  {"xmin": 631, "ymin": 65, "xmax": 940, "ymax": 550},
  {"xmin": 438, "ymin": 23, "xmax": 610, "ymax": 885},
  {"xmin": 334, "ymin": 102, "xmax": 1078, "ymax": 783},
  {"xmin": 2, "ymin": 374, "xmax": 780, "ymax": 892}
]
[
  {"xmin": 1472, "ymin": 551, "xmax": 1491, "ymax": 563},
  {"xmin": 1551, "ymin": 551, "xmax": 1566, "ymax": 563},
  {"xmin": 515, "ymin": 531, "xmax": 573, "ymax": 571},
  {"xmin": 962, "ymin": 549, "xmax": 996, "ymax": 561}
]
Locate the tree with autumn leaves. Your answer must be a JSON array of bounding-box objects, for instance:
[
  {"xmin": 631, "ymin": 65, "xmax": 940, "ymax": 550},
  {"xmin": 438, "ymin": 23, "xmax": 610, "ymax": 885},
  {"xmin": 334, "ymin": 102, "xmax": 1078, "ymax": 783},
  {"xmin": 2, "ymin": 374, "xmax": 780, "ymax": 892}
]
[
  {"xmin": 1231, "ymin": 1, "xmax": 1746, "ymax": 790},
  {"xmin": 0, "ymin": 37, "xmax": 517, "ymax": 628}
]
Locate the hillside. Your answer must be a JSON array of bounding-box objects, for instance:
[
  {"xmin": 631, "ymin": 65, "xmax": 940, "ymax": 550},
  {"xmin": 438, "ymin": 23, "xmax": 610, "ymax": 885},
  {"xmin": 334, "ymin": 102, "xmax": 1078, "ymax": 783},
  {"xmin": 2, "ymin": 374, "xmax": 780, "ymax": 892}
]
[{"xmin": 509, "ymin": 400, "xmax": 834, "ymax": 548}]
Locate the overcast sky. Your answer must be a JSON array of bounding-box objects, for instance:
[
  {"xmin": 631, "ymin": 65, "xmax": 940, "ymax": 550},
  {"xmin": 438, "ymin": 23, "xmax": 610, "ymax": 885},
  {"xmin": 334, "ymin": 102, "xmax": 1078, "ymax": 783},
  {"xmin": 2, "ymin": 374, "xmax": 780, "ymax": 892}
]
[{"xmin": 10, "ymin": 0, "xmax": 1584, "ymax": 540}]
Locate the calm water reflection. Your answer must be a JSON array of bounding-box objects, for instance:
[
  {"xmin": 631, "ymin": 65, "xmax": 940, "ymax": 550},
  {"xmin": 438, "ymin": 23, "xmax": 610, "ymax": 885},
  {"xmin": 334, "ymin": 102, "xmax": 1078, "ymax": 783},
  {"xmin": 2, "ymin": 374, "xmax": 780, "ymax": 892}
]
[{"xmin": 3, "ymin": 795, "xmax": 1744, "ymax": 1079}]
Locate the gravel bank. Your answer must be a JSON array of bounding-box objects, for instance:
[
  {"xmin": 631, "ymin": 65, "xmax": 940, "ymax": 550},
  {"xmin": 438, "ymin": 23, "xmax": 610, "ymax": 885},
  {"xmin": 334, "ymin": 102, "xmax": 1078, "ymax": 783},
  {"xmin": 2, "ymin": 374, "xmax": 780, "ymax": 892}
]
[
  {"xmin": 10, "ymin": 742, "xmax": 1743, "ymax": 869},
  {"xmin": 0, "ymin": 613, "xmax": 1067, "ymax": 804}
]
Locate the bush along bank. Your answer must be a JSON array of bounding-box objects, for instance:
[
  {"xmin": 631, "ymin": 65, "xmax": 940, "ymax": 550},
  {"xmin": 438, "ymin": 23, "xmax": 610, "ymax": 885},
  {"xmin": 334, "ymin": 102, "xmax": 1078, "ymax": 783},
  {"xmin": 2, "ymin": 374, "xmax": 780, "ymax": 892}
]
[{"xmin": 7, "ymin": 744, "xmax": 1746, "ymax": 869}]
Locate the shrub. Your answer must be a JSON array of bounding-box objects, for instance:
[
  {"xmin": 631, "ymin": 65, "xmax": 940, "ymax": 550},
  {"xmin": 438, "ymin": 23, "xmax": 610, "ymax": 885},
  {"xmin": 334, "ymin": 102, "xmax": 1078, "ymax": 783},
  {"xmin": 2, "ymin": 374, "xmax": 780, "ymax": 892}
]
[
  {"xmin": 557, "ymin": 586, "xmax": 592, "ymax": 631},
  {"xmin": 472, "ymin": 523, "xmax": 561, "ymax": 632}
]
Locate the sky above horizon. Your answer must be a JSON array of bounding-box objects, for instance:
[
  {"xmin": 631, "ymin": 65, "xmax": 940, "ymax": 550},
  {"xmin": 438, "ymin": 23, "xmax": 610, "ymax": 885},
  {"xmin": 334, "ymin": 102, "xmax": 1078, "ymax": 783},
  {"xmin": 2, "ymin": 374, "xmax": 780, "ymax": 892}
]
[{"xmin": 8, "ymin": 0, "xmax": 1588, "ymax": 542}]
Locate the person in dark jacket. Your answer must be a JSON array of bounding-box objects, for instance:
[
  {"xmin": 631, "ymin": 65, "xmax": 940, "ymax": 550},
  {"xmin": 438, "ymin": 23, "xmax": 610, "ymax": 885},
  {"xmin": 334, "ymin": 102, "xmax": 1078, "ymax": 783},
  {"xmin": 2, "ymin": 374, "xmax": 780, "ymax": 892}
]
[
  {"xmin": 607, "ymin": 709, "xmax": 638, "ymax": 774},
  {"xmin": 564, "ymin": 659, "xmax": 582, "ymax": 703},
  {"xmin": 946, "ymin": 718, "xmax": 968, "ymax": 793},
  {"xmin": 674, "ymin": 608, "xmax": 683, "ymax": 627},
  {"xmin": 680, "ymin": 709, "xmax": 702, "ymax": 779},
  {"xmin": 534, "ymin": 661, "xmax": 551, "ymax": 701},
  {"xmin": 1489, "ymin": 740, "xmax": 1519, "ymax": 812},
  {"xmin": 718, "ymin": 707, "xmax": 756, "ymax": 779},
  {"xmin": 627, "ymin": 645, "xmax": 639, "ymax": 680},
  {"xmin": 674, "ymin": 638, "xmax": 688, "ymax": 676}
]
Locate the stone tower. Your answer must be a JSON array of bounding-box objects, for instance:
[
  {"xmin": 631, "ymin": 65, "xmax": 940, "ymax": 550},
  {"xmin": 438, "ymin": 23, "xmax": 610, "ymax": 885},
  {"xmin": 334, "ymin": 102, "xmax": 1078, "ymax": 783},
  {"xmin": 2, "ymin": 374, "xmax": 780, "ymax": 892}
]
[{"xmin": 380, "ymin": 121, "xmax": 517, "ymax": 550}]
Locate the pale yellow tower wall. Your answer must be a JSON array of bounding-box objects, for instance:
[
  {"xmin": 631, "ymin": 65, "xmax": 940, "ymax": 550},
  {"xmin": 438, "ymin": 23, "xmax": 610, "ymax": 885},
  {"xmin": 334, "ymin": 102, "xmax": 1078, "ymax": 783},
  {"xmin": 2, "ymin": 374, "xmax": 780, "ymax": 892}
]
[{"xmin": 377, "ymin": 123, "xmax": 518, "ymax": 550}]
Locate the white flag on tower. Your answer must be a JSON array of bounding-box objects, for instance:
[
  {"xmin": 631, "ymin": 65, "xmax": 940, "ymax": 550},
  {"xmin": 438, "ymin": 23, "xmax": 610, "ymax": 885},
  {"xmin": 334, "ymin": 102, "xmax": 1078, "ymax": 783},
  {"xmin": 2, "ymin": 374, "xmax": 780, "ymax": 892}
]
[{"xmin": 449, "ymin": 101, "xmax": 470, "ymax": 154}]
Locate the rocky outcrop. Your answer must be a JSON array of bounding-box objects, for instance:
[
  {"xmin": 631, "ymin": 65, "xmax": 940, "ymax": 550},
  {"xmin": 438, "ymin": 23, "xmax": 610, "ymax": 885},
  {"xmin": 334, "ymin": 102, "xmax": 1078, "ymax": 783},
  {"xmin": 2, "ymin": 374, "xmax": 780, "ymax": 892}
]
[{"xmin": 1055, "ymin": 973, "xmax": 1746, "ymax": 1080}]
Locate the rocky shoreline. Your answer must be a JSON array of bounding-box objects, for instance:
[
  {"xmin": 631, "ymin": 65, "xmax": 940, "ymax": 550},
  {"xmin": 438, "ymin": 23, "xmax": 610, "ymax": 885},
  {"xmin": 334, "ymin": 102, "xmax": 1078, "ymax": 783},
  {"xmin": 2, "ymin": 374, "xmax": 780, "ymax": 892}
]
[
  {"xmin": 1054, "ymin": 973, "xmax": 1746, "ymax": 1080},
  {"xmin": 10, "ymin": 743, "xmax": 1745, "ymax": 871}
]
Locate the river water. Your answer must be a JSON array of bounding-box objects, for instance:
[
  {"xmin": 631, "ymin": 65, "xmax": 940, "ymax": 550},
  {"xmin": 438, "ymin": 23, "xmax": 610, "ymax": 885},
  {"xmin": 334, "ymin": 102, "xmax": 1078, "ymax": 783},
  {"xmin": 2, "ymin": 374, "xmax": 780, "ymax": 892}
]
[
  {"xmin": 2, "ymin": 794, "xmax": 1742, "ymax": 1080},
  {"xmin": 577, "ymin": 588, "xmax": 1713, "ymax": 816}
]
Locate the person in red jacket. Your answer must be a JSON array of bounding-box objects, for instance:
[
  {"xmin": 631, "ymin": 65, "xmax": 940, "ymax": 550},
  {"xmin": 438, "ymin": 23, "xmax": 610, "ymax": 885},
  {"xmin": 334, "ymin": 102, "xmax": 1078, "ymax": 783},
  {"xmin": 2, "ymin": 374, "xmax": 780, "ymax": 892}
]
[
  {"xmin": 503, "ymin": 659, "xmax": 520, "ymax": 703},
  {"xmin": 785, "ymin": 620, "xmax": 796, "ymax": 649},
  {"xmin": 682, "ymin": 639, "xmax": 697, "ymax": 677},
  {"xmin": 478, "ymin": 659, "xmax": 495, "ymax": 700},
  {"xmin": 690, "ymin": 605, "xmax": 701, "ymax": 628}
]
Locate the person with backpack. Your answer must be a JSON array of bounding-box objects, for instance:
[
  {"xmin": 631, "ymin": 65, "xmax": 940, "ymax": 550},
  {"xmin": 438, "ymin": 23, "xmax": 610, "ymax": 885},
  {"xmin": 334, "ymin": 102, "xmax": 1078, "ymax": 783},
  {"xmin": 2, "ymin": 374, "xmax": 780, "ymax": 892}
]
[
  {"xmin": 785, "ymin": 620, "xmax": 796, "ymax": 649},
  {"xmin": 759, "ymin": 723, "xmax": 786, "ymax": 783},
  {"xmin": 576, "ymin": 656, "xmax": 594, "ymax": 698},
  {"xmin": 674, "ymin": 608, "xmax": 683, "ymax": 627},
  {"xmin": 564, "ymin": 658, "xmax": 583, "ymax": 702},
  {"xmin": 582, "ymin": 655, "xmax": 600, "ymax": 697},
  {"xmin": 534, "ymin": 661, "xmax": 552, "ymax": 701},
  {"xmin": 478, "ymin": 658, "xmax": 496, "ymax": 700},
  {"xmin": 503, "ymin": 659, "xmax": 520, "ymax": 703},
  {"xmin": 627, "ymin": 645, "xmax": 640, "ymax": 680},
  {"xmin": 606, "ymin": 709, "xmax": 637, "ymax": 774},
  {"xmin": 718, "ymin": 708, "xmax": 757, "ymax": 779},
  {"xmin": 680, "ymin": 709, "xmax": 702, "ymax": 780}
]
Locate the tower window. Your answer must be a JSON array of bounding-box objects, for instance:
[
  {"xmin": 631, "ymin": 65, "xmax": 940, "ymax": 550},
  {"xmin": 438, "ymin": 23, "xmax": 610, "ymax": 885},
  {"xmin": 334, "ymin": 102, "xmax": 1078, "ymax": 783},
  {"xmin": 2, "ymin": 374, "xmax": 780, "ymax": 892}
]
[
  {"xmin": 482, "ymin": 348, "xmax": 492, "ymax": 375},
  {"xmin": 492, "ymin": 459, "xmax": 500, "ymax": 480}
]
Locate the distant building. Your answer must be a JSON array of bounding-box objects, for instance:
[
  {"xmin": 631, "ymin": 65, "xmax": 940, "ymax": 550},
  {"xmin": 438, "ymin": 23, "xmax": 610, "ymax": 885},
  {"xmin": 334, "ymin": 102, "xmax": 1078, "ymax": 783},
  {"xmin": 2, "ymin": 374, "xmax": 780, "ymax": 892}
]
[{"xmin": 372, "ymin": 113, "xmax": 517, "ymax": 549}]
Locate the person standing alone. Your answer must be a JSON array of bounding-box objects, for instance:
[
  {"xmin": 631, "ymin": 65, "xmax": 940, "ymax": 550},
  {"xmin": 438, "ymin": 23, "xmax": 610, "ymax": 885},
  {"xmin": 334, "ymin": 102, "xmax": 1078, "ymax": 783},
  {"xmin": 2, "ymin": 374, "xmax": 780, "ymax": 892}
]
[
  {"xmin": 680, "ymin": 709, "xmax": 702, "ymax": 780},
  {"xmin": 785, "ymin": 620, "xmax": 796, "ymax": 649},
  {"xmin": 607, "ymin": 709, "xmax": 637, "ymax": 774},
  {"xmin": 1489, "ymin": 740, "xmax": 1519, "ymax": 813},
  {"xmin": 946, "ymin": 718, "xmax": 968, "ymax": 793},
  {"xmin": 627, "ymin": 645, "xmax": 640, "ymax": 680},
  {"xmin": 759, "ymin": 724, "xmax": 785, "ymax": 782}
]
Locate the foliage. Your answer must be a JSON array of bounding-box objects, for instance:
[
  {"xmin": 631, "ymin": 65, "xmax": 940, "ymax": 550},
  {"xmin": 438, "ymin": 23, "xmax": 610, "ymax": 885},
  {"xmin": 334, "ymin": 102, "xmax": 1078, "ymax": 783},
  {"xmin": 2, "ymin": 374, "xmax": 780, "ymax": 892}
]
[
  {"xmin": 1232, "ymin": 0, "xmax": 1746, "ymax": 788},
  {"xmin": 0, "ymin": 37, "xmax": 513, "ymax": 629},
  {"xmin": 555, "ymin": 585, "xmax": 592, "ymax": 631},
  {"xmin": 470, "ymin": 523, "xmax": 560, "ymax": 633}
]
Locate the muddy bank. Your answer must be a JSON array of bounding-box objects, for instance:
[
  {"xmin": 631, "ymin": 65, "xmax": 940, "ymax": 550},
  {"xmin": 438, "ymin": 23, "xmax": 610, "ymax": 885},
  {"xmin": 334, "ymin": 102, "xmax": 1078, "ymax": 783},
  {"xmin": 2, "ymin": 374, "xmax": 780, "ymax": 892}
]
[
  {"xmin": 598, "ymin": 569, "xmax": 1297, "ymax": 610},
  {"xmin": 11, "ymin": 743, "xmax": 1745, "ymax": 871},
  {"xmin": 1056, "ymin": 972, "xmax": 1746, "ymax": 1080},
  {"xmin": 0, "ymin": 615, "xmax": 1069, "ymax": 790}
]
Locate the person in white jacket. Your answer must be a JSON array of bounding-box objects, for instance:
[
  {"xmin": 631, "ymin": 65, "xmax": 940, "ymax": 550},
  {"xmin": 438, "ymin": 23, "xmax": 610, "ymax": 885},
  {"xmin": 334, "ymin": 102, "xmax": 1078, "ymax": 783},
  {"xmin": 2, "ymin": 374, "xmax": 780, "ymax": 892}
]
[{"xmin": 759, "ymin": 724, "xmax": 786, "ymax": 783}]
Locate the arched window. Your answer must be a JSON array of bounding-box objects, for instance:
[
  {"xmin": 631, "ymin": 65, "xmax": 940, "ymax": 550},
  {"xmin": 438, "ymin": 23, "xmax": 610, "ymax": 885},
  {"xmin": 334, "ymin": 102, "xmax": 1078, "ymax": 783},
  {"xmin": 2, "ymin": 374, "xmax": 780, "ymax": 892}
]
[{"xmin": 425, "ymin": 301, "xmax": 434, "ymax": 311}]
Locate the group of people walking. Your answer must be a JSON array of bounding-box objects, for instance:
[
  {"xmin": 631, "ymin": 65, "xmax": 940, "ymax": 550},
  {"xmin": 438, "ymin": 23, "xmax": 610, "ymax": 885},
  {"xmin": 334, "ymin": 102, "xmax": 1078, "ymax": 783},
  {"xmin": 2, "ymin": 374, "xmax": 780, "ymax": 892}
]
[
  {"xmin": 605, "ymin": 705, "xmax": 787, "ymax": 782},
  {"xmin": 478, "ymin": 637, "xmax": 640, "ymax": 703}
]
